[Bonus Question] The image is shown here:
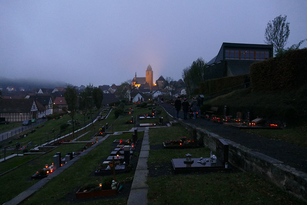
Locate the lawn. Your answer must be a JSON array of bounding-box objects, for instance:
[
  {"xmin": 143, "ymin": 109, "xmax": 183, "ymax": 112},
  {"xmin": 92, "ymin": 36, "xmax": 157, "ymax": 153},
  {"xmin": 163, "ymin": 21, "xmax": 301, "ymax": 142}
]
[{"xmin": 147, "ymin": 126, "xmax": 306, "ymax": 205}]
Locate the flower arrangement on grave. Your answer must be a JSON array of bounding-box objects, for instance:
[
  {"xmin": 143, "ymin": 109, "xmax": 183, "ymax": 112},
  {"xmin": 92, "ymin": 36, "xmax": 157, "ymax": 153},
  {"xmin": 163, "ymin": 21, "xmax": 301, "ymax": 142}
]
[
  {"xmin": 78, "ymin": 177, "xmax": 116, "ymax": 193},
  {"xmin": 163, "ymin": 136, "xmax": 197, "ymax": 147},
  {"xmin": 76, "ymin": 177, "xmax": 121, "ymax": 198}
]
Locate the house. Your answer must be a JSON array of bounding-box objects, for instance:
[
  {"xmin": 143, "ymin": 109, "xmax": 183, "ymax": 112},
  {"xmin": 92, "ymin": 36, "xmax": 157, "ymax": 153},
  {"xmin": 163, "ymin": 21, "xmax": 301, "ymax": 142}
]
[
  {"xmin": 101, "ymin": 93, "xmax": 118, "ymax": 106},
  {"xmin": 152, "ymin": 90, "xmax": 163, "ymax": 99},
  {"xmin": 6, "ymin": 86, "xmax": 15, "ymax": 92},
  {"xmin": 156, "ymin": 75, "xmax": 166, "ymax": 89},
  {"xmin": 37, "ymin": 88, "xmax": 53, "ymax": 95},
  {"xmin": 132, "ymin": 93, "xmax": 144, "ymax": 103},
  {"xmin": 53, "ymin": 97, "xmax": 68, "ymax": 113},
  {"xmin": 0, "ymin": 99, "xmax": 45, "ymax": 122},
  {"xmin": 29, "ymin": 95, "xmax": 53, "ymax": 116},
  {"xmin": 52, "ymin": 87, "xmax": 66, "ymax": 93},
  {"xmin": 207, "ymin": 42, "xmax": 273, "ymax": 80}
]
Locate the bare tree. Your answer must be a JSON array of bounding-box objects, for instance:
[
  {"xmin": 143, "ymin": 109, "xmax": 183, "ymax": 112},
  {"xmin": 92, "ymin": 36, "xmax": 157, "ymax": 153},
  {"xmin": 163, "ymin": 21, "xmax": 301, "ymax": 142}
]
[{"xmin": 265, "ymin": 15, "xmax": 290, "ymax": 54}]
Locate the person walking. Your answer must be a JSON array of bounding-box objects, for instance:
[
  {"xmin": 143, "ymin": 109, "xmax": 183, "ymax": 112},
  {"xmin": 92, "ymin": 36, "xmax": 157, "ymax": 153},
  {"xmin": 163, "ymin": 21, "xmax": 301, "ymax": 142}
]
[
  {"xmin": 190, "ymin": 97, "xmax": 198, "ymax": 119},
  {"xmin": 182, "ymin": 98, "xmax": 190, "ymax": 120},
  {"xmin": 174, "ymin": 97, "xmax": 181, "ymax": 118}
]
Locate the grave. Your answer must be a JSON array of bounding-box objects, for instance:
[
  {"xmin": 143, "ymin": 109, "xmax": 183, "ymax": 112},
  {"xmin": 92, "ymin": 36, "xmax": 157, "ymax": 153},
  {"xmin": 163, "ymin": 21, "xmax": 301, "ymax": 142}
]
[
  {"xmin": 163, "ymin": 137, "xmax": 199, "ymax": 149},
  {"xmin": 139, "ymin": 123, "xmax": 156, "ymax": 127},
  {"xmin": 171, "ymin": 138, "xmax": 229, "ymax": 174}
]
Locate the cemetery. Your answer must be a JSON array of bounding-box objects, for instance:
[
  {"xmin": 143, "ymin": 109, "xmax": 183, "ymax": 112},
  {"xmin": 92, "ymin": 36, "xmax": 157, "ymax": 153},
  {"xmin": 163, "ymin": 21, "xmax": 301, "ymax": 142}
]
[{"xmin": 1, "ymin": 101, "xmax": 306, "ymax": 204}]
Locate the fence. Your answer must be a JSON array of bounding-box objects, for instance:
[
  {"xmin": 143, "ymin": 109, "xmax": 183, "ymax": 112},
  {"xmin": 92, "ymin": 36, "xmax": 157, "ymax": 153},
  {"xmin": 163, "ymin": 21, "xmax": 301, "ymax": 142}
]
[{"xmin": 0, "ymin": 120, "xmax": 46, "ymax": 142}]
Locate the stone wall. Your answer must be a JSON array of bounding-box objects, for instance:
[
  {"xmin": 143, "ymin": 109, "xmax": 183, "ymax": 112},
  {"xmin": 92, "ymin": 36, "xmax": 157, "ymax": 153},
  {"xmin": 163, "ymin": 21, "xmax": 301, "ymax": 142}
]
[{"xmin": 179, "ymin": 121, "xmax": 307, "ymax": 202}]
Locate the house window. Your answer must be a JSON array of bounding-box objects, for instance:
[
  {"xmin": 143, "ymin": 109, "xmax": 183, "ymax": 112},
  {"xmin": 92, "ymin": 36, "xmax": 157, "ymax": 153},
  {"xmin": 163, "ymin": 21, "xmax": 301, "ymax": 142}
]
[
  {"xmin": 225, "ymin": 50, "xmax": 230, "ymax": 59},
  {"xmin": 235, "ymin": 50, "xmax": 239, "ymax": 59},
  {"xmin": 265, "ymin": 51, "xmax": 269, "ymax": 59},
  {"xmin": 256, "ymin": 51, "xmax": 260, "ymax": 60},
  {"xmin": 250, "ymin": 51, "xmax": 254, "ymax": 60},
  {"xmin": 260, "ymin": 51, "xmax": 265, "ymax": 59},
  {"xmin": 230, "ymin": 50, "xmax": 234, "ymax": 58}
]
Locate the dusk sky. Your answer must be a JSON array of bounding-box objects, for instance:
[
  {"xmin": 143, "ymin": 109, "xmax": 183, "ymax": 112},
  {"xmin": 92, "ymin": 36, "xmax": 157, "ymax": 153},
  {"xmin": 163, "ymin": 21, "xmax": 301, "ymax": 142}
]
[{"xmin": 1, "ymin": 1, "xmax": 306, "ymax": 87}]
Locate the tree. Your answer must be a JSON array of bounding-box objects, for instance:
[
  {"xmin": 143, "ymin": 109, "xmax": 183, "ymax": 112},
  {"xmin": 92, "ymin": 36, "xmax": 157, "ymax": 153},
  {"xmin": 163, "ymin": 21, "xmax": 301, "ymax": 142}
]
[
  {"xmin": 265, "ymin": 15, "xmax": 290, "ymax": 54},
  {"xmin": 64, "ymin": 85, "xmax": 78, "ymax": 138},
  {"xmin": 182, "ymin": 58, "xmax": 206, "ymax": 96},
  {"xmin": 116, "ymin": 81, "xmax": 131, "ymax": 101},
  {"xmin": 93, "ymin": 87, "xmax": 103, "ymax": 109}
]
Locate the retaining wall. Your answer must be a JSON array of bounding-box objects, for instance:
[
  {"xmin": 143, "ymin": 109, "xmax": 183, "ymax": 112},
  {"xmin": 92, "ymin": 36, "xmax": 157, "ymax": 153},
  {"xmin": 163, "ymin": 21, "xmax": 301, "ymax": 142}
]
[{"xmin": 179, "ymin": 121, "xmax": 307, "ymax": 202}]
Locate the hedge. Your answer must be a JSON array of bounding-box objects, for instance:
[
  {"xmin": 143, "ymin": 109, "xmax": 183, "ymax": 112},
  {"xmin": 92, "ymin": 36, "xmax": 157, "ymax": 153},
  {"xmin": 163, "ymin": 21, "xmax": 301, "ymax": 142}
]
[{"xmin": 250, "ymin": 49, "xmax": 307, "ymax": 91}]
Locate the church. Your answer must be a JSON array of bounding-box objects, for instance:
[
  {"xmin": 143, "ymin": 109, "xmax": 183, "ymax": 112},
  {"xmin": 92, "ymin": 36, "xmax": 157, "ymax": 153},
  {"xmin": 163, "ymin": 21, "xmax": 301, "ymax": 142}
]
[{"xmin": 131, "ymin": 65, "xmax": 154, "ymax": 91}]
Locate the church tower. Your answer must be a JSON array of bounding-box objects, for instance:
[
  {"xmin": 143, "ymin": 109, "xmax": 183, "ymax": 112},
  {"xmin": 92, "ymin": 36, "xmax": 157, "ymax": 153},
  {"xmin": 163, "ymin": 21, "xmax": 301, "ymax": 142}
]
[{"xmin": 146, "ymin": 65, "xmax": 153, "ymax": 91}]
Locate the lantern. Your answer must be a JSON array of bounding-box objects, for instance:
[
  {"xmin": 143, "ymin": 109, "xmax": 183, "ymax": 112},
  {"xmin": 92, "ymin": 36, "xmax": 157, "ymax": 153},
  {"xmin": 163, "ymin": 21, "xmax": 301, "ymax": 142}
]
[{"xmin": 184, "ymin": 153, "xmax": 193, "ymax": 164}]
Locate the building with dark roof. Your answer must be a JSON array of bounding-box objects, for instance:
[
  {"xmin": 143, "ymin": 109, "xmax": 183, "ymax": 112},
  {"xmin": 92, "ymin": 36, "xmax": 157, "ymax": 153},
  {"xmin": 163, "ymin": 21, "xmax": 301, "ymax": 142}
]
[
  {"xmin": 206, "ymin": 42, "xmax": 273, "ymax": 80},
  {"xmin": 0, "ymin": 99, "xmax": 45, "ymax": 122}
]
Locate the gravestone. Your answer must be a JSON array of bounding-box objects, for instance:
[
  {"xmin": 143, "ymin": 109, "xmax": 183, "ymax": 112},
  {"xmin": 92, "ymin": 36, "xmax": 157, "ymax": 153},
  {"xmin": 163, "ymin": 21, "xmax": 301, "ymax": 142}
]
[
  {"xmin": 56, "ymin": 152, "xmax": 61, "ymax": 167},
  {"xmin": 124, "ymin": 145, "xmax": 130, "ymax": 165},
  {"xmin": 53, "ymin": 155, "xmax": 60, "ymax": 170},
  {"xmin": 215, "ymin": 138, "xmax": 229, "ymax": 167}
]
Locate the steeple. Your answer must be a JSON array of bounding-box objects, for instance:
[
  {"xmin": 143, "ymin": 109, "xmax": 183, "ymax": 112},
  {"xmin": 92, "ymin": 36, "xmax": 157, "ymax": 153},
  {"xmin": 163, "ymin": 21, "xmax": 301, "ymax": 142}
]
[{"xmin": 146, "ymin": 64, "xmax": 152, "ymax": 71}]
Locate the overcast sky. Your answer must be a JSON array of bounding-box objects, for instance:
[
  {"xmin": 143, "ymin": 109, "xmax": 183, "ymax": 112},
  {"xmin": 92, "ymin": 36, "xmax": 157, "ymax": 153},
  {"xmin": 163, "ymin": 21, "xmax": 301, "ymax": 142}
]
[{"xmin": 1, "ymin": 0, "xmax": 306, "ymax": 87}]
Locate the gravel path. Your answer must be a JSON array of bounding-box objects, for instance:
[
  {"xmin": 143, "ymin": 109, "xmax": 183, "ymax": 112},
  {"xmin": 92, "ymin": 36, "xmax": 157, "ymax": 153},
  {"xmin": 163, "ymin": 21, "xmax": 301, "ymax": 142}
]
[{"xmin": 160, "ymin": 102, "xmax": 307, "ymax": 173}]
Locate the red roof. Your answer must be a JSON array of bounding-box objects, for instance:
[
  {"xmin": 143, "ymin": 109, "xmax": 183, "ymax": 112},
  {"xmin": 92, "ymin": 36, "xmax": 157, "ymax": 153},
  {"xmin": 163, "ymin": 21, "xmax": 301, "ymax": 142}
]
[{"xmin": 53, "ymin": 97, "xmax": 67, "ymax": 105}]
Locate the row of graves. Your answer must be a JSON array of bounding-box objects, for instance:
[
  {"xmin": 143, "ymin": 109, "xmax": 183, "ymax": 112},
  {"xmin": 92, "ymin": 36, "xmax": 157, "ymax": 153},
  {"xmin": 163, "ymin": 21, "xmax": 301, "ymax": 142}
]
[
  {"xmin": 31, "ymin": 144, "xmax": 91, "ymax": 179},
  {"xmin": 76, "ymin": 129, "xmax": 141, "ymax": 198},
  {"xmin": 203, "ymin": 106, "xmax": 283, "ymax": 129},
  {"xmin": 163, "ymin": 135, "xmax": 230, "ymax": 174},
  {"xmin": 137, "ymin": 106, "xmax": 165, "ymax": 127}
]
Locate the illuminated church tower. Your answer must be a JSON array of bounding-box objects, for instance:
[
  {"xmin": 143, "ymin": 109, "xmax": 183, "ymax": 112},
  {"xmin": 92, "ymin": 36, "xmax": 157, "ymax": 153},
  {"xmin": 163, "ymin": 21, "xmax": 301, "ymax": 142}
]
[{"xmin": 146, "ymin": 65, "xmax": 153, "ymax": 91}]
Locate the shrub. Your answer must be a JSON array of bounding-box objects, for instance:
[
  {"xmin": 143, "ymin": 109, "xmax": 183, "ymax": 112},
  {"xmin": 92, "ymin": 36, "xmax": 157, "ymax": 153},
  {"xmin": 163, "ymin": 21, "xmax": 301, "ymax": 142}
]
[
  {"xmin": 114, "ymin": 108, "xmax": 124, "ymax": 118},
  {"xmin": 60, "ymin": 123, "xmax": 69, "ymax": 131}
]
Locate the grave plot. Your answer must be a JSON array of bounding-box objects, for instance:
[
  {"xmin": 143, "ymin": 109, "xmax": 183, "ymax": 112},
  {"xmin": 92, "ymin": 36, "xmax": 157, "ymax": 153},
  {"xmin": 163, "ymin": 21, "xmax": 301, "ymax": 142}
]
[
  {"xmin": 138, "ymin": 116, "xmax": 164, "ymax": 127},
  {"xmin": 94, "ymin": 134, "xmax": 141, "ymax": 176},
  {"xmin": 171, "ymin": 139, "xmax": 229, "ymax": 174},
  {"xmin": 163, "ymin": 136, "xmax": 199, "ymax": 149},
  {"xmin": 31, "ymin": 152, "xmax": 74, "ymax": 179},
  {"xmin": 231, "ymin": 117, "xmax": 283, "ymax": 129},
  {"xmin": 76, "ymin": 177, "xmax": 122, "ymax": 198}
]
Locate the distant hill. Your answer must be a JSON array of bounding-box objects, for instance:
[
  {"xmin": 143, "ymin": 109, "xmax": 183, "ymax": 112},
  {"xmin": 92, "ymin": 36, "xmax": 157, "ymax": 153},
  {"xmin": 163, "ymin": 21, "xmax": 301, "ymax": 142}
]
[{"xmin": 0, "ymin": 77, "xmax": 67, "ymax": 89}]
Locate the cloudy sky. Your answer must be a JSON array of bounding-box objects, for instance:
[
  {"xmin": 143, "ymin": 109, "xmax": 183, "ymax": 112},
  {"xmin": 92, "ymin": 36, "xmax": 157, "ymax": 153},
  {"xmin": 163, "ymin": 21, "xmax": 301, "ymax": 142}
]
[{"xmin": 1, "ymin": 0, "xmax": 306, "ymax": 87}]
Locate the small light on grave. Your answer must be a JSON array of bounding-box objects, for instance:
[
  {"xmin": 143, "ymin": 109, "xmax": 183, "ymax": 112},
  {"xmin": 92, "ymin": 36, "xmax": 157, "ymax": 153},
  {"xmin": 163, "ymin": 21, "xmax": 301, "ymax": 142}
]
[
  {"xmin": 45, "ymin": 164, "xmax": 48, "ymax": 169},
  {"xmin": 117, "ymin": 154, "xmax": 119, "ymax": 158},
  {"xmin": 99, "ymin": 183, "xmax": 102, "ymax": 188}
]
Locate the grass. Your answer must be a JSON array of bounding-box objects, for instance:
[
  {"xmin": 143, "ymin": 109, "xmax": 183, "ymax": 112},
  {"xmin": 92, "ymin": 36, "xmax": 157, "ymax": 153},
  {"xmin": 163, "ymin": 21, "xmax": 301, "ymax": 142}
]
[
  {"xmin": 20, "ymin": 132, "xmax": 142, "ymax": 205},
  {"xmin": 147, "ymin": 126, "xmax": 306, "ymax": 205},
  {"xmin": 0, "ymin": 105, "xmax": 144, "ymax": 204},
  {"xmin": 1, "ymin": 103, "xmax": 306, "ymax": 204},
  {"xmin": 0, "ymin": 143, "xmax": 88, "ymax": 204}
]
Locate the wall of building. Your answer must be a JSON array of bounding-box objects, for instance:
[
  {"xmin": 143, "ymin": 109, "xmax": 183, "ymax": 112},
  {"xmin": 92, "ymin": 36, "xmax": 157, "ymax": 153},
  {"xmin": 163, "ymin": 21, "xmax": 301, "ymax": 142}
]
[{"xmin": 0, "ymin": 113, "xmax": 32, "ymax": 122}]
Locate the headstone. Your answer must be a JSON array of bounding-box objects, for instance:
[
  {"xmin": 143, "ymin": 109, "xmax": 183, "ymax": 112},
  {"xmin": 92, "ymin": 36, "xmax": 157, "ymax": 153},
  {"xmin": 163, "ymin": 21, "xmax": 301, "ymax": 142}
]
[
  {"xmin": 56, "ymin": 152, "xmax": 61, "ymax": 166},
  {"xmin": 236, "ymin": 112, "xmax": 242, "ymax": 119},
  {"xmin": 53, "ymin": 155, "xmax": 60, "ymax": 170},
  {"xmin": 124, "ymin": 145, "xmax": 130, "ymax": 165},
  {"xmin": 101, "ymin": 126, "xmax": 105, "ymax": 132},
  {"xmin": 215, "ymin": 139, "xmax": 229, "ymax": 167},
  {"xmin": 65, "ymin": 155, "xmax": 70, "ymax": 163}
]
